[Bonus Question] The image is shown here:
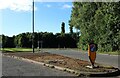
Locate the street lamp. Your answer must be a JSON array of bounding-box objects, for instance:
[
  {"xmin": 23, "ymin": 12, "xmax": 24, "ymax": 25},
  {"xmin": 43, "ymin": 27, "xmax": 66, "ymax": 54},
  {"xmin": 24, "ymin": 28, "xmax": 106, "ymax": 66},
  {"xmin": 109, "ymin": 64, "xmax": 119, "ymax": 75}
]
[{"xmin": 32, "ymin": 0, "xmax": 35, "ymax": 53}]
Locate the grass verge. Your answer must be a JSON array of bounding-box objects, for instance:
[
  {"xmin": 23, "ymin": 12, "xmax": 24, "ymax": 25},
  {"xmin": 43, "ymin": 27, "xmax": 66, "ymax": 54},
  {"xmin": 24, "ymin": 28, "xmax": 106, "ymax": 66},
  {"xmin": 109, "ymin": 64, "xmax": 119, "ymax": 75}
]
[
  {"xmin": 0, "ymin": 48, "xmax": 33, "ymax": 52},
  {"xmin": 98, "ymin": 51, "xmax": 120, "ymax": 55}
]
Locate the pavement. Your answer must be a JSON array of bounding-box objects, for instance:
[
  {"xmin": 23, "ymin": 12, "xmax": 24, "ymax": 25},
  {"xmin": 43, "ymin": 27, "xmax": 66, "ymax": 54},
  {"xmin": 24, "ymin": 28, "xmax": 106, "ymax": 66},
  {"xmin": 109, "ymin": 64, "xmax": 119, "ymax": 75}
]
[
  {"xmin": 2, "ymin": 55, "xmax": 74, "ymax": 76},
  {"xmin": 42, "ymin": 49, "xmax": 119, "ymax": 69}
]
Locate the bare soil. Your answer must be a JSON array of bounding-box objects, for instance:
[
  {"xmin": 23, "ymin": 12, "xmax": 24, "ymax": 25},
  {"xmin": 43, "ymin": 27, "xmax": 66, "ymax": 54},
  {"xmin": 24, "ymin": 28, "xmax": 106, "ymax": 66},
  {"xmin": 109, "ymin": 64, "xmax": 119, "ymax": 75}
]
[{"xmin": 3, "ymin": 52, "xmax": 117, "ymax": 73}]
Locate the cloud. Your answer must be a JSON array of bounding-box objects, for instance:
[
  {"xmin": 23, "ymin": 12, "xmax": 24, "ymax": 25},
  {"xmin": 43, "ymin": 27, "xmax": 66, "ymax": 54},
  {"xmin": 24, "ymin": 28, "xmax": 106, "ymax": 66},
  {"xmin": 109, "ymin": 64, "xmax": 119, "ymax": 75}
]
[
  {"xmin": 0, "ymin": 0, "xmax": 37, "ymax": 12},
  {"xmin": 0, "ymin": 0, "xmax": 73, "ymax": 12},
  {"xmin": 35, "ymin": 0, "xmax": 73, "ymax": 2},
  {"xmin": 62, "ymin": 4, "xmax": 72, "ymax": 9}
]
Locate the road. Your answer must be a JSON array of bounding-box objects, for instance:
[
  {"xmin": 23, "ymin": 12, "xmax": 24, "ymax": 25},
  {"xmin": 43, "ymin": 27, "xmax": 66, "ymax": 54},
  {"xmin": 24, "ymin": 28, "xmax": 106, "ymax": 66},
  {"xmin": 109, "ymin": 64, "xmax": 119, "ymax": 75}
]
[
  {"xmin": 43, "ymin": 49, "xmax": 119, "ymax": 69},
  {"xmin": 2, "ymin": 56, "xmax": 74, "ymax": 76}
]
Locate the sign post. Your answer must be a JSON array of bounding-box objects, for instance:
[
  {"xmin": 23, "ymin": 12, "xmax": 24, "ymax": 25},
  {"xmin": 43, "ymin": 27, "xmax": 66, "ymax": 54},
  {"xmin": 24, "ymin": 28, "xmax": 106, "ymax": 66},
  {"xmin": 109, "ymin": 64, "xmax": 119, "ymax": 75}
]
[{"xmin": 88, "ymin": 41, "xmax": 97, "ymax": 68}]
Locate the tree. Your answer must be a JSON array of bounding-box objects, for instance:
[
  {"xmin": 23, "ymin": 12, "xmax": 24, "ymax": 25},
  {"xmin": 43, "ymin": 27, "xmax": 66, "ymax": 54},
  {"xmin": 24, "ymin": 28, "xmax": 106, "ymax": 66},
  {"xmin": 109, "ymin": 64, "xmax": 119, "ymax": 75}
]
[
  {"xmin": 61, "ymin": 22, "xmax": 65, "ymax": 35},
  {"xmin": 2, "ymin": 35, "xmax": 6, "ymax": 48},
  {"xmin": 69, "ymin": 26, "xmax": 73, "ymax": 34},
  {"xmin": 69, "ymin": 2, "xmax": 120, "ymax": 51},
  {"xmin": 42, "ymin": 32, "xmax": 56, "ymax": 48},
  {"xmin": 1, "ymin": 35, "xmax": 15, "ymax": 48},
  {"xmin": 94, "ymin": 2, "xmax": 120, "ymax": 51}
]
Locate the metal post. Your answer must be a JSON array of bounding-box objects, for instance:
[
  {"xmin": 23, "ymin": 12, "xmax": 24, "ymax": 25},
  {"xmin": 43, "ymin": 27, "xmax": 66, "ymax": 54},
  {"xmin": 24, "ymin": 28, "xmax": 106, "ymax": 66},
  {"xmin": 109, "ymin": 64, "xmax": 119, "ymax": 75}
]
[
  {"xmin": 38, "ymin": 30, "xmax": 39, "ymax": 49},
  {"xmin": 41, "ymin": 41, "xmax": 42, "ymax": 49},
  {"xmin": 32, "ymin": 0, "xmax": 35, "ymax": 53},
  {"xmin": 40, "ymin": 41, "xmax": 43, "ymax": 52}
]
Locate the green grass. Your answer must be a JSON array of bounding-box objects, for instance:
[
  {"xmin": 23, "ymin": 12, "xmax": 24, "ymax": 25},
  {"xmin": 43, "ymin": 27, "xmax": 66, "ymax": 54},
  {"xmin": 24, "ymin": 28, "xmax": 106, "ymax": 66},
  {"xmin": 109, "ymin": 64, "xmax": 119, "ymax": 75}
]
[
  {"xmin": 1, "ymin": 48, "xmax": 33, "ymax": 52},
  {"xmin": 98, "ymin": 51, "xmax": 120, "ymax": 55}
]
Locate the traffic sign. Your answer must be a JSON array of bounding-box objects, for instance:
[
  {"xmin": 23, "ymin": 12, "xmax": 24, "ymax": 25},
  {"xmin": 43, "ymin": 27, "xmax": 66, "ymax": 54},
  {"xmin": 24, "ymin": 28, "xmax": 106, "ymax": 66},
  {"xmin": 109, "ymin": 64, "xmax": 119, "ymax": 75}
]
[{"xmin": 88, "ymin": 43, "xmax": 97, "ymax": 68}]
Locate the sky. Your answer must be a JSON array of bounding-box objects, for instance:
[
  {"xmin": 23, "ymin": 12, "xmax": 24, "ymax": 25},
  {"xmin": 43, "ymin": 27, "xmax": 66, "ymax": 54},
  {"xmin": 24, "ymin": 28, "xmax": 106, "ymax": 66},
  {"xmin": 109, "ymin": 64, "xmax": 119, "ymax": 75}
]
[{"xmin": 0, "ymin": 0, "xmax": 74, "ymax": 37}]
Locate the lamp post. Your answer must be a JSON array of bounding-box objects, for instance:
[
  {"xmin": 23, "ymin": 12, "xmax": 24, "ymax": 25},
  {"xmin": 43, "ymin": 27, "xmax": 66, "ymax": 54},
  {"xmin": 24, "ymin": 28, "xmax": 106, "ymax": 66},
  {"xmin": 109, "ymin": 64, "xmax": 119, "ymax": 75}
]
[{"xmin": 32, "ymin": 0, "xmax": 35, "ymax": 53}]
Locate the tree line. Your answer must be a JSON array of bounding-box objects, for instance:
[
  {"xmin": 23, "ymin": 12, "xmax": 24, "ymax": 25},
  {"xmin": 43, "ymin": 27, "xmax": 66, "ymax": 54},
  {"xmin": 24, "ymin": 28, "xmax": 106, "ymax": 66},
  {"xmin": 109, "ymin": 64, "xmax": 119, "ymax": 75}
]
[
  {"xmin": 1, "ymin": 32, "xmax": 78, "ymax": 48},
  {"xmin": 69, "ymin": 2, "xmax": 120, "ymax": 52},
  {"xmin": 1, "ymin": 21, "xmax": 79, "ymax": 48},
  {"xmin": 1, "ymin": 22, "xmax": 79, "ymax": 48}
]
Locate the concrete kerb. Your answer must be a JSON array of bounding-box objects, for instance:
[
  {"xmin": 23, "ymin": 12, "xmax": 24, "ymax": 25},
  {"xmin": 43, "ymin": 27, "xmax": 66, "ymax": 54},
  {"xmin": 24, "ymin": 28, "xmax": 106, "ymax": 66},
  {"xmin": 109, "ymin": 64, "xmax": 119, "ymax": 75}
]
[{"xmin": 2, "ymin": 54, "xmax": 120, "ymax": 77}]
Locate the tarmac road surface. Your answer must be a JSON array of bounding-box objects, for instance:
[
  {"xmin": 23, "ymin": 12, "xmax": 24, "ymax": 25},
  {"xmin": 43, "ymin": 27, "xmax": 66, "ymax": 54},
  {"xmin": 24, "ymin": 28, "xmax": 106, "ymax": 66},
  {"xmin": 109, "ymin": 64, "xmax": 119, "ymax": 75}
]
[{"xmin": 2, "ymin": 55, "xmax": 74, "ymax": 76}]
